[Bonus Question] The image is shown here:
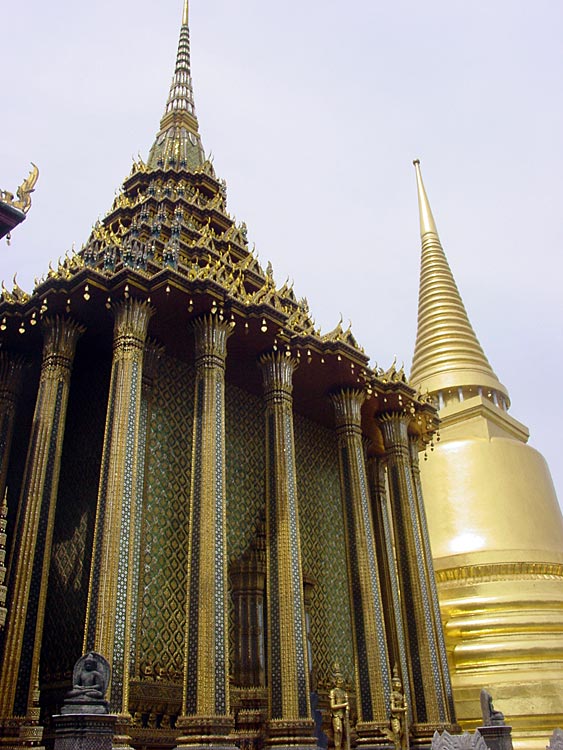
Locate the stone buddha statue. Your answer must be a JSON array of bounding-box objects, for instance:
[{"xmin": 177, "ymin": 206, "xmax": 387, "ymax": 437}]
[{"xmin": 61, "ymin": 653, "xmax": 110, "ymax": 715}]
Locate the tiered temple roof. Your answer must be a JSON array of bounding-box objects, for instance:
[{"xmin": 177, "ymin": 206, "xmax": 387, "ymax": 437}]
[{"xmin": 0, "ymin": 1, "xmax": 437, "ymax": 453}]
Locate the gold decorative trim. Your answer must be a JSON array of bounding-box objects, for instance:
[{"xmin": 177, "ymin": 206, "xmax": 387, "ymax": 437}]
[{"xmin": 436, "ymin": 561, "xmax": 563, "ymax": 585}]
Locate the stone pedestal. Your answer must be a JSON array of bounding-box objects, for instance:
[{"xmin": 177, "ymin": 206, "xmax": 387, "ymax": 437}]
[
  {"xmin": 53, "ymin": 714, "xmax": 117, "ymax": 750},
  {"xmin": 477, "ymin": 725, "xmax": 513, "ymax": 750}
]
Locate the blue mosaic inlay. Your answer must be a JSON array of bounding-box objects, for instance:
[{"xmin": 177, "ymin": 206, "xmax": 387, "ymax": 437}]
[
  {"xmin": 267, "ymin": 412, "xmax": 283, "ymax": 719},
  {"xmin": 355, "ymin": 443, "xmax": 391, "ymax": 707},
  {"xmin": 340, "ymin": 443, "xmax": 372, "ymax": 723},
  {"xmin": 186, "ymin": 375, "xmax": 204, "ymax": 714},
  {"xmin": 284, "ymin": 410, "xmax": 309, "ymax": 718},
  {"xmin": 377, "ymin": 470, "xmax": 412, "ymax": 721},
  {"xmin": 389, "ymin": 463, "xmax": 426, "ymax": 722},
  {"xmin": 402, "ymin": 461, "xmax": 445, "ymax": 721},
  {"xmin": 214, "ymin": 376, "xmax": 227, "ymax": 714},
  {"xmin": 111, "ymin": 358, "xmax": 140, "ymax": 710}
]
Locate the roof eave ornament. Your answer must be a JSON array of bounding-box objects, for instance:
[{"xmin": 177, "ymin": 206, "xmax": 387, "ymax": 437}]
[{"xmin": 0, "ymin": 163, "xmax": 39, "ymax": 215}]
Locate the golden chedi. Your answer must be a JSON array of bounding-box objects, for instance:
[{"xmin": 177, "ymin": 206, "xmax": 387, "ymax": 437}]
[{"xmin": 410, "ymin": 160, "xmax": 563, "ymax": 749}]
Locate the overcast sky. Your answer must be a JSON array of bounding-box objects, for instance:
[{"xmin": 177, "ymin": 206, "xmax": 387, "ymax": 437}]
[{"xmin": 3, "ymin": 1, "xmax": 562, "ymax": 504}]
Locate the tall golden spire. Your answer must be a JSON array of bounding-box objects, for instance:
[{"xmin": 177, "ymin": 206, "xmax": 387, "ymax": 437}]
[
  {"xmin": 410, "ymin": 160, "xmax": 508, "ymax": 400},
  {"xmin": 146, "ymin": 0, "xmax": 205, "ymax": 170}
]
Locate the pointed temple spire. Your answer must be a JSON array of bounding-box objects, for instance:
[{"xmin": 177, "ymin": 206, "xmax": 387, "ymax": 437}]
[
  {"xmin": 146, "ymin": 0, "xmax": 205, "ymax": 171},
  {"xmin": 410, "ymin": 160, "xmax": 509, "ymax": 402}
]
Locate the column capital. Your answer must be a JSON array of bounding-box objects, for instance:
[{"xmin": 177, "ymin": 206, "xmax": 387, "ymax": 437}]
[
  {"xmin": 377, "ymin": 411, "xmax": 410, "ymax": 452},
  {"xmin": 41, "ymin": 316, "xmax": 85, "ymax": 379},
  {"xmin": 192, "ymin": 314, "xmax": 232, "ymax": 370},
  {"xmin": 330, "ymin": 388, "xmax": 365, "ymax": 435},
  {"xmin": 112, "ymin": 299, "xmax": 154, "ymax": 355},
  {"xmin": 259, "ymin": 351, "xmax": 298, "ymax": 403}
]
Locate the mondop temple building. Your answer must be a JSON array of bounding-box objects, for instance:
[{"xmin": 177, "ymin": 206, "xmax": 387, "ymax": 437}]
[{"xmin": 0, "ymin": 4, "xmax": 561, "ymax": 750}]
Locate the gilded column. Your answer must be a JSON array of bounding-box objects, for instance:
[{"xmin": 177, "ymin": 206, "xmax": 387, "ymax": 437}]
[
  {"xmin": 377, "ymin": 413, "xmax": 453, "ymax": 734},
  {"xmin": 259, "ymin": 352, "xmax": 315, "ymax": 750},
  {"xmin": 176, "ymin": 315, "xmax": 235, "ymax": 750},
  {"xmin": 408, "ymin": 435, "xmax": 455, "ymax": 721},
  {"xmin": 84, "ymin": 299, "xmax": 153, "ymax": 716},
  {"xmin": 0, "ymin": 317, "xmax": 84, "ymax": 728},
  {"xmin": 0, "ymin": 351, "xmax": 26, "ymax": 505},
  {"xmin": 330, "ymin": 389, "xmax": 391, "ymax": 747},
  {"xmin": 365, "ymin": 452, "xmax": 412, "ymax": 726},
  {"xmin": 131, "ymin": 341, "xmax": 163, "ymax": 676}
]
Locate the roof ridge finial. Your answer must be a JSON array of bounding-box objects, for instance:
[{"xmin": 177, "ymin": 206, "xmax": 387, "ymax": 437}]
[{"xmin": 409, "ymin": 160, "xmax": 508, "ymax": 401}]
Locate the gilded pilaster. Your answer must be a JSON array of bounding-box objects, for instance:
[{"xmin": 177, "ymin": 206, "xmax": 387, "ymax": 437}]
[
  {"xmin": 259, "ymin": 352, "xmax": 315, "ymax": 750},
  {"xmin": 84, "ymin": 299, "xmax": 153, "ymax": 716},
  {"xmin": 377, "ymin": 413, "xmax": 454, "ymax": 734},
  {"xmin": 0, "ymin": 351, "xmax": 26, "ymax": 505},
  {"xmin": 365, "ymin": 452, "xmax": 412, "ymax": 727},
  {"xmin": 331, "ymin": 390, "xmax": 390, "ymax": 747},
  {"xmin": 176, "ymin": 314, "xmax": 235, "ymax": 750},
  {"xmin": 0, "ymin": 317, "xmax": 84, "ymax": 727}
]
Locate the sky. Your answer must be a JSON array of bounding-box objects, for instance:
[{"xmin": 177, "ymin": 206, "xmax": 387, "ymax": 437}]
[{"xmin": 2, "ymin": 1, "xmax": 562, "ymax": 504}]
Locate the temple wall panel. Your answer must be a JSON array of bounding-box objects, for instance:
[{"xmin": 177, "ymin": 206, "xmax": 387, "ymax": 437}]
[
  {"xmin": 138, "ymin": 354, "xmax": 194, "ymax": 677},
  {"xmin": 225, "ymin": 382, "xmax": 265, "ymax": 675},
  {"xmin": 225, "ymin": 384, "xmax": 265, "ymax": 561},
  {"xmin": 293, "ymin": 414, "xmax": 353, "ymax": 689}
]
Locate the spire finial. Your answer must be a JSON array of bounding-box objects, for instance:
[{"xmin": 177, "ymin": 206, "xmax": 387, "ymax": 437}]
[
  {"xmin": 413, "ymin": 158, "xmax": 439, "ymax": 238},
  {"xmin": 146, "ymin": 0, "xmax": 205, "ymax": 170},
  {"xmin": 409, "ymin": 161, "xmax": 508, "ymax": 400}
]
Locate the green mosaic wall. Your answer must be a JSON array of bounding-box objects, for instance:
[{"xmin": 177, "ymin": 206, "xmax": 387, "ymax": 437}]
[
  {"xmin": 137, "ymin": 354, "xmax": 194, "ymax": 677},
  {"xmin": 225, "ymin": 383, "xmax": 265, "ymax": 562},
  {"xmin": 294, "ymin": 413, "xmax": 354, "ymax": 688}
]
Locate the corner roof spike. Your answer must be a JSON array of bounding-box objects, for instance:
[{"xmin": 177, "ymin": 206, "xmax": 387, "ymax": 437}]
[
  {"xmin": 409, "ymin": 160, "xmax": 509, "ymax": 401},
  {"xmin": 146, "ymin": 0, "xmax": 205, "ymax": 170}
]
